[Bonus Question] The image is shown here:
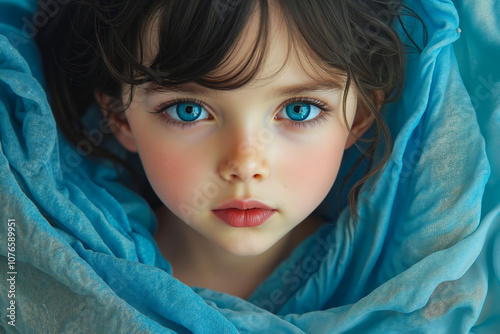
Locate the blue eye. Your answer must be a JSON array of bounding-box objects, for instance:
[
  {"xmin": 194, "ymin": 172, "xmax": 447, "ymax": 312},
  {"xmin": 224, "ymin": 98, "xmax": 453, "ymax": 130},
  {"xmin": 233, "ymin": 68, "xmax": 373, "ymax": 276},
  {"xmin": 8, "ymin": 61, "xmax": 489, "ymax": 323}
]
[
  {"xmin": 280, "ymin": 102, "xmax": 322, "ymax": 122},
  {"xmin": 165, "ymin": 103, "xmax": 210, "ymax": 122}
]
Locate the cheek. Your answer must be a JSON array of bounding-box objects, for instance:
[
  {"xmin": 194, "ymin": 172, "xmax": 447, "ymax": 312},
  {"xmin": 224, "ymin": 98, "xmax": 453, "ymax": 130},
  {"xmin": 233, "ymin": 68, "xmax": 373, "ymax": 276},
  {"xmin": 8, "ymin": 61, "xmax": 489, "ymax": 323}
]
[
  {"xmin": 276, "ymin": 131, "xmax": 347, "ymax": 210},
  {"xmin": 134, "ymin": 134, "xmax": 212, "ymax": 215}
]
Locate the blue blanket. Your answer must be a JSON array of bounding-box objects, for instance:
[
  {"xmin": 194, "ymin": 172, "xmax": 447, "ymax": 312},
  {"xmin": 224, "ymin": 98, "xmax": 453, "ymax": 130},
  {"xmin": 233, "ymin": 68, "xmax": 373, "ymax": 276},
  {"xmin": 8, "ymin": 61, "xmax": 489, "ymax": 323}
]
[{"xmin": 1, "ymin": 0, "xmax": 499, "ymax": 332}]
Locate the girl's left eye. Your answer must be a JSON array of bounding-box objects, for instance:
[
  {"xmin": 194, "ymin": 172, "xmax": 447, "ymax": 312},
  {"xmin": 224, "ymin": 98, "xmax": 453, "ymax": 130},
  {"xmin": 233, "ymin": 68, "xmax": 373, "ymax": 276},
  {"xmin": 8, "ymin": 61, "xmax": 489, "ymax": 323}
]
[{"xmin": 277, "ymin": 102, "xmax": 323, "ymax": 122}]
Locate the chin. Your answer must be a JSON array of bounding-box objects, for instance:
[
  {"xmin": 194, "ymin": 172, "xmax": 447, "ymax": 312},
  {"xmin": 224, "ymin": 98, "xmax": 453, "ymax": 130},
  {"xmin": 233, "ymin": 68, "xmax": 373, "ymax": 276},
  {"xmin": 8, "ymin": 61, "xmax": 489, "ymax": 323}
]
[{"xmin": 216, "ymin": 237, "xmax": 278, "ymax": 257}]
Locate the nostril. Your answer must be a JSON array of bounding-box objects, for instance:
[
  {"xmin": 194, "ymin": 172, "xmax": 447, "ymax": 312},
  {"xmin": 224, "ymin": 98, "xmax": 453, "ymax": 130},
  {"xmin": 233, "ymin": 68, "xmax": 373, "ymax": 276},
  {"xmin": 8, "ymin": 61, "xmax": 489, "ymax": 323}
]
[
  {"xmin": 219, "ymin": 159, "xmax": 270, "ymax": 182},
  {"xmin": 253, "ymin": 174, "xmax": 263, "ymax": 181}
]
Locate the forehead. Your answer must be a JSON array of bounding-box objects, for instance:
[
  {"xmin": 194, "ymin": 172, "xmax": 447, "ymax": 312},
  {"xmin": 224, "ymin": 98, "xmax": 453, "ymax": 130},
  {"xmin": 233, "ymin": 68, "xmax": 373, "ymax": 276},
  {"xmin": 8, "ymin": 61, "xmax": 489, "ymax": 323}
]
[{"xmin": 141, "ymin": 1, "xmax": 346, "ymax": 89}]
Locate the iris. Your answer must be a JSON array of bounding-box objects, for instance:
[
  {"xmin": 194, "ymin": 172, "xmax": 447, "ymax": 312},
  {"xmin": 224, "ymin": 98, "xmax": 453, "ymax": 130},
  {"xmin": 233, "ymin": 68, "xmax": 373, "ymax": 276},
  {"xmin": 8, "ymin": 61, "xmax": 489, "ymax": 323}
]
[
  {"xmin": 286, "ymin": 103, "xmax": 311, "ymax": 121},
  {"xmin": 176, "ymin": 103, "xmax": 203, "ymax": 122}
]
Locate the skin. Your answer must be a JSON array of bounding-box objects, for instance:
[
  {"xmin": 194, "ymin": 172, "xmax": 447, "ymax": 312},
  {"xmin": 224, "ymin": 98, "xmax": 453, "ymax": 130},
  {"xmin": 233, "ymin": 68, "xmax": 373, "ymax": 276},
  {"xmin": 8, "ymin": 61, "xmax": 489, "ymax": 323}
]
[{"xmin": 97, "ymin": 3, "xmax": 375, "ymax": 298}]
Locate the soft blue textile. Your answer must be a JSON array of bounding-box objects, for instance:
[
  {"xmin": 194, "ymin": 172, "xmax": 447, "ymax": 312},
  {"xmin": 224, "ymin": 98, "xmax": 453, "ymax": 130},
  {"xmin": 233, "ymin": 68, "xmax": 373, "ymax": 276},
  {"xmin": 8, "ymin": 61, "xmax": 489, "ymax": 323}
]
[{"xmin": 0, "ymin": 0, "xmax": 499, "ymax": 333}]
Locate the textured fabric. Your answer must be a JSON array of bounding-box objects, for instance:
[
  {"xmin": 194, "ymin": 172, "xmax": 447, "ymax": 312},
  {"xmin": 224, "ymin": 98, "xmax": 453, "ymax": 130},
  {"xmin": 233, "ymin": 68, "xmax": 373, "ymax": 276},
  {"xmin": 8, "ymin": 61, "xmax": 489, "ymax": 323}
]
[{"xmin": 0, "ymin": 0, "xmax": 498, "ymax": 333}]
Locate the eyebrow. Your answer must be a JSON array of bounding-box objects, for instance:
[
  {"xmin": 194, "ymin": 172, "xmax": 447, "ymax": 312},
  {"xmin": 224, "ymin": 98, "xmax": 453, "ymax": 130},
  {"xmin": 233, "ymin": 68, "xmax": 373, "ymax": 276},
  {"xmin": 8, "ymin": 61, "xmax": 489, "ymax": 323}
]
[
  {"xmin": 268, "ymin": 82, "xmax": 344, "ymax": 98},
  {"xmin": 143, "ymin": 81, "xmax": 344, "ymax": 97},
  {"xmin": 143, "ymin": 83, "xmax": 221, "ymax": 96}
]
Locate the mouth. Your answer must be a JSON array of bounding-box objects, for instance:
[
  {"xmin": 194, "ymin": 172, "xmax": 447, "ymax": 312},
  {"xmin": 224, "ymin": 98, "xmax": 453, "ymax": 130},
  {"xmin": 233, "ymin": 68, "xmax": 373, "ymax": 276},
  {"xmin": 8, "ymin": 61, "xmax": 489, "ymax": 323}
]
[{"xmin": 212, "ymin": 199, "xmax": 277, "ymax": 228}]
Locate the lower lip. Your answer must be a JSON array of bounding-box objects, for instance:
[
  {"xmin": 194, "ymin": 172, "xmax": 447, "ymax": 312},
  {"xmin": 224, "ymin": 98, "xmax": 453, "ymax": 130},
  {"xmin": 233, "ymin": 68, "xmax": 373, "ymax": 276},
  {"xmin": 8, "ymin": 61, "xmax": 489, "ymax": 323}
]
[{"xmin": 212, "ymin": 208, "xmax": 276, "ymax": 228}]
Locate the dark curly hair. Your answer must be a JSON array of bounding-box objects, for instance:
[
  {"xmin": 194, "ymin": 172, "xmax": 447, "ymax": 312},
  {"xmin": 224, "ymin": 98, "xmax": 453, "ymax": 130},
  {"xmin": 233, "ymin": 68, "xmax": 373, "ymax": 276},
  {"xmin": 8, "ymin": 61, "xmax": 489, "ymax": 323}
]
[{"xmin": 36, "ymin": 0, "xmax": 421, "ymax": 217}]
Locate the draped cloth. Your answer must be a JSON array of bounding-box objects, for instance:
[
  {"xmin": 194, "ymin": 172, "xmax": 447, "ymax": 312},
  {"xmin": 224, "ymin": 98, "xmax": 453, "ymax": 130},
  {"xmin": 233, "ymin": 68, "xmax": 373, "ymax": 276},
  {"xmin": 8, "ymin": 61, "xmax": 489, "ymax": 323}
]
[{"xmin": 0, "ymin": 0, "xmax": 499, "ymax": 332}]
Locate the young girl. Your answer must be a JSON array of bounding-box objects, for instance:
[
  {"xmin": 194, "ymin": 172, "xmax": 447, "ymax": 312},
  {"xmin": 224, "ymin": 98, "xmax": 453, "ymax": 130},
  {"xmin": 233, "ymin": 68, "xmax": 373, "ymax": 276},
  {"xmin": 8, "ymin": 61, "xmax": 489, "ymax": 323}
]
[
  {"xmin": 2, "ymin": 0, "xmax": 497, "ymax": 331},
  {"xmin": 36, "ymin": 0, "xmax": 403, "ymax": 300}
]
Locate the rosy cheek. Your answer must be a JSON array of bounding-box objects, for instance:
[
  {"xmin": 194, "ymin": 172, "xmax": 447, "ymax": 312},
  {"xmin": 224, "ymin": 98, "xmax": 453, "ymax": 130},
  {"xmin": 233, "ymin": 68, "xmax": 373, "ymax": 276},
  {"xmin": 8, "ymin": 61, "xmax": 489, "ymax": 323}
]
[
  {"xmin": 277, "ymin": 133, "xmax": 346, "ymax": 210},
  {"xmin": 137, "ymin": 141, "xmax": 201, "ymax": 212}
]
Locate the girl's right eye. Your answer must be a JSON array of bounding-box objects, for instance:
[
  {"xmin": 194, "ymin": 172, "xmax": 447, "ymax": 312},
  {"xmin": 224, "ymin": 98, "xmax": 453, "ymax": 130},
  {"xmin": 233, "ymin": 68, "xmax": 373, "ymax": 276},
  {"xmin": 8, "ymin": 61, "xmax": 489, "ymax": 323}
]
[
  {"xmin": 152, "ymin": 99, "xmax": 214, "ymax": 128},
  {"xmin": 165, "ymin": 102, "xmax": 211, "ymax": 122}
]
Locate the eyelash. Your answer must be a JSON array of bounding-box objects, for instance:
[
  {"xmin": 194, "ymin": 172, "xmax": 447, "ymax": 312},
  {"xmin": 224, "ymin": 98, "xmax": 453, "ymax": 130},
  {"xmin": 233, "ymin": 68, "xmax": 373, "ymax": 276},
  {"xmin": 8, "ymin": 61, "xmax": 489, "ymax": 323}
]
[{"xmin": 151, "ymin": 97, "xmax": 333, "ymax": 129}]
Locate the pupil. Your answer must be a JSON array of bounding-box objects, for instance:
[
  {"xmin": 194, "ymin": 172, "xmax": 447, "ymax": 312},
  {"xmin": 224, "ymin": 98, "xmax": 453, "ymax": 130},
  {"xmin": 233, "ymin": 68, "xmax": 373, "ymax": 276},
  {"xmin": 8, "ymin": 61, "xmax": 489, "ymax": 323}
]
[
  {"xmin": 293, "ymin": 105, "xmax": 302, "ymax": 114},
  {"xmin": 185, "ymin": 106, "xmax": 193, "ymax": 114}
]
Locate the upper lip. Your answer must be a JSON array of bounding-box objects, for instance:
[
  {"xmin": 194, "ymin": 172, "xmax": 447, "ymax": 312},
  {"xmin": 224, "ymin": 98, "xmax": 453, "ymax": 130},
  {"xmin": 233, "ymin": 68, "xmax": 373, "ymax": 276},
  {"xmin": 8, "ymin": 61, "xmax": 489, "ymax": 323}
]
[{"xmin": 213, "ymin": 199, "xmax": 274, "ymax": 211}]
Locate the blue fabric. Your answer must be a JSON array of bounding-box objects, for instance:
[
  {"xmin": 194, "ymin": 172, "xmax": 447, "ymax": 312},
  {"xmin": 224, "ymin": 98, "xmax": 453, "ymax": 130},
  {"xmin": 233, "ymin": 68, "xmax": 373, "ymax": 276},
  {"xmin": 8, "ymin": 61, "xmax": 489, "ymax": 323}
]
[{"xmin": 0, "ymin": 0, "xmax": 499, "ymax": 333}]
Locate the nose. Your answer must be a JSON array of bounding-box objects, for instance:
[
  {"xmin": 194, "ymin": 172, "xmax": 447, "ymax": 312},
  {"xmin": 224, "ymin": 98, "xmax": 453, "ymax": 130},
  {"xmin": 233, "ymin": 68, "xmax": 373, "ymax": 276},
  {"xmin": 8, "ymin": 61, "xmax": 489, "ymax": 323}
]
[{"xmin": 219, "ymin": 133, "xmax": 271, "ymax": 183}]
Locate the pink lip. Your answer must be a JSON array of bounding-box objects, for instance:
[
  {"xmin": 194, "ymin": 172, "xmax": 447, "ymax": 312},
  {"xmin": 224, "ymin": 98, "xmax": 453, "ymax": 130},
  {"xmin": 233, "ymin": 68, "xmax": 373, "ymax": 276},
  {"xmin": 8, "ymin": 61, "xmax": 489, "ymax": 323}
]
[{"xmin": 212, "ymin": 199, "xmax": 276, "ymax": 227}]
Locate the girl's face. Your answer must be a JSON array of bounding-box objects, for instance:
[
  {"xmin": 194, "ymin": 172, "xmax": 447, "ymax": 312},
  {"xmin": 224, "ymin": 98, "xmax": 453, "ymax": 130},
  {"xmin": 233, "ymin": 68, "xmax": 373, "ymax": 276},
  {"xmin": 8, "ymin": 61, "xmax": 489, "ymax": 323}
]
[{"xmin": 107, "ymin": 5, "xmax": 371, "ymax": 256}]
